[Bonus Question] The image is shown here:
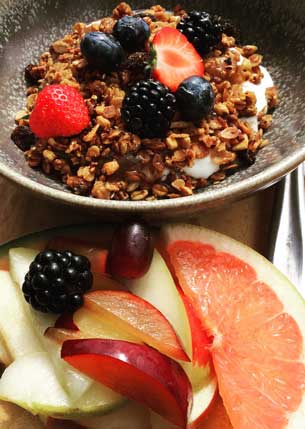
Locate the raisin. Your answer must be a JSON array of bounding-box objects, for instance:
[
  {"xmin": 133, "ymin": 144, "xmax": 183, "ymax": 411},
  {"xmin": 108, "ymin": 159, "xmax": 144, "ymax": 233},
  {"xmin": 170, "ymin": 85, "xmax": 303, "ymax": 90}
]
[{"xmin": 11, "ymin": 125, "xmax": 36, "ymax": 151}]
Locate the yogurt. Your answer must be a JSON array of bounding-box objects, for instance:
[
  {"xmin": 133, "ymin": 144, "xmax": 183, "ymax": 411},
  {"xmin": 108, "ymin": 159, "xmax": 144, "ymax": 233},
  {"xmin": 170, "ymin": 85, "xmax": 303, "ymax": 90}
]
[
  {"xmin": 237, "ymin": 50, "xmax": 274, "ymax": 132},
  {"xmin": 183, "ymin": 155, "xmax": 220, "ymax": 180},
  {"xmin": 183, "ymin": 52, "xmax": 274, "ymax": 179}
]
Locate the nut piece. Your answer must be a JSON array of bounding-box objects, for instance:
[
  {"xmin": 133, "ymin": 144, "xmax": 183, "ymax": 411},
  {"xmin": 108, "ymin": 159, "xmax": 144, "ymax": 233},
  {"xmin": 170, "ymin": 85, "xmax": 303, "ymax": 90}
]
[
  {"xmin": 219, "ymin": 127, "xmax": 240, "ymax": 140},
  {"xmin": 131, "ymin": 190, "xmax": 149, "ymax": 201},
  {"xmin": 152, "ymin": 184, "xmax": 168, "ymax": 197},
  {"xmin": 96, "ymin": 116, "xmax": 111, "ymax": 130},
  {"xmin": 171, "ymin": 179, "xmax": 193, "ymax": 196},
  {"xmin": 102, "ymin": 160, "xmax": 120, "ymax": 176},
  {"xmin": 83, "ymin": 124, "xmax": 100, "ymax": 142},
  {"xmin": 92, "ymin": 181, "xmax": 111, "ymax": 199},
  {"xmin": 43, "ymin": 149, "xmax": 56, "ymax": 162}
]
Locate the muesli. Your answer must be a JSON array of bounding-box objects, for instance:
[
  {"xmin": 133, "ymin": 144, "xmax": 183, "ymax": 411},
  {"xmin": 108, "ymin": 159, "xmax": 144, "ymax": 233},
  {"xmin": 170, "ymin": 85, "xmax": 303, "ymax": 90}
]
[{"xmin": 11, "ymin": 2, "xmax": 278, "ymax": 201}]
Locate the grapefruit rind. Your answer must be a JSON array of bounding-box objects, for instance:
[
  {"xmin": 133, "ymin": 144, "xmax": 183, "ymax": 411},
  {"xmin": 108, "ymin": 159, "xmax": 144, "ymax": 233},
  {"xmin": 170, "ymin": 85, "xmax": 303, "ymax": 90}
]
[{"xmin": 162, "ymin": 224, "xmax": 305, "ymax": 429}]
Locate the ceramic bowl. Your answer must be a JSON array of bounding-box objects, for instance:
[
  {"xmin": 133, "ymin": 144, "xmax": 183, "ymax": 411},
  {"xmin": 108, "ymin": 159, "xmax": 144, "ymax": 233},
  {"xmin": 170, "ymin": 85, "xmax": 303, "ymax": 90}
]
[{"xmin": 0, "ymin": 0, "xmax": 304, "ymax": 219}]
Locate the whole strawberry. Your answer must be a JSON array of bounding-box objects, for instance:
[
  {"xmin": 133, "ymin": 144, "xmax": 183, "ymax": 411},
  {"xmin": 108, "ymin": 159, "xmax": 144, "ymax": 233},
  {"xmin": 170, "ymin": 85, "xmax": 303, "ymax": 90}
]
[{"xmin": 29, "ymin": 84, "xmax": 90, "ymax": 138}]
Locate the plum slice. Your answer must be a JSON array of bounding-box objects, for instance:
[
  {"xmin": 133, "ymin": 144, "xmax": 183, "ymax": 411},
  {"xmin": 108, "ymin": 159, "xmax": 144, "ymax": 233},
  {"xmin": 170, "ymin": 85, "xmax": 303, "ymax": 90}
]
[
  {"xmin": 61, "ymin": 339, "xmax": 191, "ymax": 427},
  {"xmin": 84, "ymin": 290, "xmax": 189, "ymax": 361}
]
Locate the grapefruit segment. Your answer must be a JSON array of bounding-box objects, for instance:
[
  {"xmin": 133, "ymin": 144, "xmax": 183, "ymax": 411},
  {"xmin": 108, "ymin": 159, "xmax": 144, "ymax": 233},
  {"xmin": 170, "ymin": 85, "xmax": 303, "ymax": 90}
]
[{"xmin": 162, "ymin": 224, "xmax": 305, "ymax": 429}]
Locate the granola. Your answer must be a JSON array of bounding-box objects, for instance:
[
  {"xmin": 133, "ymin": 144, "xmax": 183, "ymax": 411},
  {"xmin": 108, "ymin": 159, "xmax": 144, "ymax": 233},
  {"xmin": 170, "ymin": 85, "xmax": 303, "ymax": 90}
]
[{"xmin": 11, "ymin": 3, "xmax": 278, "ymax": 201}]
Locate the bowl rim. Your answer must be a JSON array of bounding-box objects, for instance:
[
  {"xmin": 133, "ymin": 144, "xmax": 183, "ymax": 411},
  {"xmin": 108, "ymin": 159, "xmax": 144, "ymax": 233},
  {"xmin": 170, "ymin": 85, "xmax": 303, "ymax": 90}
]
[{"xmin": 1, "ymin": 145, "xmax": 305, "ymax": 213}]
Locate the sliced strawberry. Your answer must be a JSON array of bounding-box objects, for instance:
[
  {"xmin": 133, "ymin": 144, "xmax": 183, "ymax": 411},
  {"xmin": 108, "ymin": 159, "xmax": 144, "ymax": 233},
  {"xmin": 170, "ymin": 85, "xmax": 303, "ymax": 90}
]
[{"xmin": 152, "ymin": 27, "xmax": 204, "ymax": 92}]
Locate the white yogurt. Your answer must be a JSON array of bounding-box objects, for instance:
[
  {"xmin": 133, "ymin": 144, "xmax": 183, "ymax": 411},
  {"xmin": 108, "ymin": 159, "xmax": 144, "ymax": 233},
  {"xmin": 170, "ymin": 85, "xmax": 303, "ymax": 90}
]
[
  {"xmin": 183, "ymin": 155, "xmax": 220, "ymax": 179},
  {"xmin": 183, "ymin": 53, "xmax": 274, "ymax": 179},
  {"xmin": 234, "ymin": 49, "xmax": 274, "ymax": 131},
  {"xmin": 241, "ymin": 66, "xmax": 274, "ymax": 114}
]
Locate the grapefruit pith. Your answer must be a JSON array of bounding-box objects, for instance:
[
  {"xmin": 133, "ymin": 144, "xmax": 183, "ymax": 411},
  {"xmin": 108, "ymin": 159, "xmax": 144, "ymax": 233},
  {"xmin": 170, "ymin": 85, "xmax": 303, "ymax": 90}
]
[{"xmin": 162, "ymin": 224, "xmax": 305, "ymax": 429}]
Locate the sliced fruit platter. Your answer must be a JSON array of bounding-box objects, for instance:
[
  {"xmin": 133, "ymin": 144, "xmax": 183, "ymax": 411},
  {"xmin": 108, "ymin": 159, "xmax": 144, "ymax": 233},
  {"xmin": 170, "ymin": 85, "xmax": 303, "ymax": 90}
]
[{"xmin": 0, "ymin": 222, "xmax": 304, "ymax": 429}]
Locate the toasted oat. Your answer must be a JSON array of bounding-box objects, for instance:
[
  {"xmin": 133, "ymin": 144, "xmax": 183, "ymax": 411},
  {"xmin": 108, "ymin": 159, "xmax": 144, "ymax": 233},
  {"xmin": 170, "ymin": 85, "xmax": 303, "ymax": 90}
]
[{"xmin": 12, "ymin": 2, "xmax": 278, "ymax": 201}]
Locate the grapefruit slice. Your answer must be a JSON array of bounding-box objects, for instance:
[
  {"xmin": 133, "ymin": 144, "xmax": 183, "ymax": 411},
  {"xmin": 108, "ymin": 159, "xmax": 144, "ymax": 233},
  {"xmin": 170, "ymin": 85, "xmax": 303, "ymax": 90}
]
[{"xmin": 162, "ymin": 224, "xmax": 305, "ymax": 429}]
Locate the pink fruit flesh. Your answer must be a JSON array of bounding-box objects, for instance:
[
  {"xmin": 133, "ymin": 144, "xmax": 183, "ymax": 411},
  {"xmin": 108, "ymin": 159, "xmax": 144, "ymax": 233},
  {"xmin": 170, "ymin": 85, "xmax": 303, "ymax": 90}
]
[
  {"xmin": 107, "ymin": 222, "xmax": 153, "ymax": 279},
  {"xmin": 84, "ymin": 290, "xmax": 189, "ymax": 362},
  {"xmin": 179, "ymin": 291, "xmax": 212, "ymax": 367},
  {"xmin": 167, "ymin": 240, "xmax": 305, "ymax": 429},
  {"xmin": 61, "ymin": 339, "xmax": 191, "ymax": 427}
]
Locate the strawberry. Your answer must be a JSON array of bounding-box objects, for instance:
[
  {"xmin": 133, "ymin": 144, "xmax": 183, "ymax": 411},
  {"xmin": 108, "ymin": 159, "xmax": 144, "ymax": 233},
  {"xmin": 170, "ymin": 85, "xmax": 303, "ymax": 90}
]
[
  {"xmin": 151, "ymin": 27, "xmax": 204, "ymax": 92},
  {"xmin": 29, "ymin": 84, "xmax": 90, "ymax": 139}
]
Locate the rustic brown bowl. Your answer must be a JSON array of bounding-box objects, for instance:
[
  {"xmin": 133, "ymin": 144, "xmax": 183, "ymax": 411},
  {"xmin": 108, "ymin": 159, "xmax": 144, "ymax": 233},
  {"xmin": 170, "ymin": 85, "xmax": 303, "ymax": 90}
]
[{"xmin": 0, "ymin": 0, "xmax": 305, "ymax": 220}]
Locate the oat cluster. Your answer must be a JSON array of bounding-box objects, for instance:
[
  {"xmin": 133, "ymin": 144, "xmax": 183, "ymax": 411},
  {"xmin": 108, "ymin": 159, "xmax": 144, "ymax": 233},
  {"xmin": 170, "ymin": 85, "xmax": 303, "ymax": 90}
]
[{"xmin": 12, "ymin": 2, "xmax": 278, "ymax": 201}]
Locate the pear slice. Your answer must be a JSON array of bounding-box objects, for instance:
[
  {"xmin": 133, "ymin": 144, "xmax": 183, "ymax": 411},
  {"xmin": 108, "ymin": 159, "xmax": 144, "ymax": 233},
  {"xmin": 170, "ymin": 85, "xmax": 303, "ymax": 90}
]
[{"xmin": 127, "ymin": 250, "xmax": 192, "ymax": 359}]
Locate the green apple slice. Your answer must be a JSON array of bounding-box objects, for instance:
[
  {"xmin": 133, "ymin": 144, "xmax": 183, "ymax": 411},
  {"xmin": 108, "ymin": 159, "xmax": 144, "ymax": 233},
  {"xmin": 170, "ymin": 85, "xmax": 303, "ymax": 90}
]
[
  {"xmin": 0, "ymin": 352, "xmax": 71, "ymax": 414},
  {"xmin": 0, "ymin": 271, "xmax": 44, "ymax": 358},
  {"xmin": 127, "ymin": 250, "xmax": 192, "ymax": 358}
]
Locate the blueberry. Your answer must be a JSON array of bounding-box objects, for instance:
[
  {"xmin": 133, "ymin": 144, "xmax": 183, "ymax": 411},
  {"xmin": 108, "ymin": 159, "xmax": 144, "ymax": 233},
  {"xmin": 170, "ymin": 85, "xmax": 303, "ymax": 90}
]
[
  {"xmin": 80, "ymin": 32, "xmax": 125, "ymax": 72},
  {"xmin": 176, "ymin": 76, "xmax": 215, "ymax": 121},
  {"xmin": 113, "ymin": 16, "xmax": 150, "ymax": 52}
]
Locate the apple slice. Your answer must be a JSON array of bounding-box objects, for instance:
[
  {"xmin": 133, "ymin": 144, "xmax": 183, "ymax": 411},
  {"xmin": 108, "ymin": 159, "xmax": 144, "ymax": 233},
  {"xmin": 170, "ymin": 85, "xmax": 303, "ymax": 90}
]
[
  {"xmin": 127, "ymin": 250, "xmax": 192, "ymax": 359},
  {"xmin": 0, "ymin": 352, "xmax": 71, "ymax": 414},
  {"xmin": 47, "ymin": 236, "xmax": 108, "ymax": 274},
  {"xmin": 8, "ymin": 249, "xmax": 93, "ymax": 401},
  {"xmin": 0, "ymin": 333, "xmax": 11, "ymax": 367},
  {"xmin": 184, "ymin": 365, "xmax": 217, "ymax": 429},
  {"xmin": 0, "ymin": 270, "xmax": 44, "ymax": 358},
  {"xmin": 61, "ymin": 339, "xmax": 191, "ymax": 427},
  {"xmin": 7, "ymin": 250, "xmax": 123, "ymax": 409},
  {"xmin": 0, "ymin": 351, "xmax": 125, "ymax": 419},
  {"xmin": 84, "ymin": 290, "xmax": 189, "ymax": 361},
  {"xmin": 9, "ymin": 247, "xmax": 57, "ymax": 335}
]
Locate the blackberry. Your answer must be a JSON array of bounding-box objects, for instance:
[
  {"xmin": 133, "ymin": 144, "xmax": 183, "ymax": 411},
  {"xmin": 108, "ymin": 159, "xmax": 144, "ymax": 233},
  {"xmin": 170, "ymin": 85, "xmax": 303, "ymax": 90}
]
[
  {"xmin": 177, "ymin": 11, "xmax": 237, "ymax": 56},
  {"xmin": 23, "ymin": 250, "xmax": 93, "ymax": 314},
  {"xmin": 121, "ymin": 79, "xmax": 176, "ymax": 138}
]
